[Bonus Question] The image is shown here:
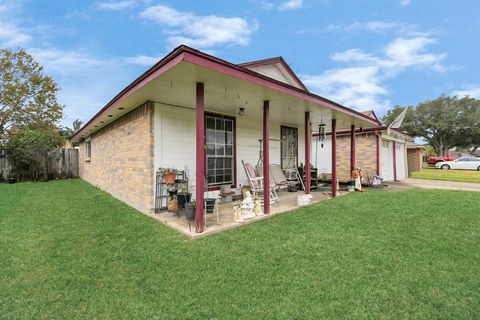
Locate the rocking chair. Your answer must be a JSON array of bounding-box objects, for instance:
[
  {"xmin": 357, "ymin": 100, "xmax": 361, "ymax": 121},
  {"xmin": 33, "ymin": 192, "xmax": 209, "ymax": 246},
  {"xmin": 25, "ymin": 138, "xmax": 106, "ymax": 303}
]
[{"xmin": 241, "ymin": 160, "xmax": 279, "ymax": 204}]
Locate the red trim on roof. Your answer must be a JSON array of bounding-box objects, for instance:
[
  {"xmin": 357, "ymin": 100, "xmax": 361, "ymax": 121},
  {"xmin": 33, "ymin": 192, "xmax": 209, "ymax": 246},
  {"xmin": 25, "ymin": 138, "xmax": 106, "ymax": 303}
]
[
  {"xmin": 239, "ymin": 56, "xmax": 309, "ymax": 91},
  {"xmin": 181, "ymin": 49, "xmax": 378, "ymax": 125},
  {"xmin": 314, "ymin": 126, "xmax": 414, "ymax": 140},
  {"xmin": 71, "ymin": 48, "xmax": 185, "ymax": 141},
  {"xmin": 72, "ymin": 45, "xmax": 379, "ymax": 141}
]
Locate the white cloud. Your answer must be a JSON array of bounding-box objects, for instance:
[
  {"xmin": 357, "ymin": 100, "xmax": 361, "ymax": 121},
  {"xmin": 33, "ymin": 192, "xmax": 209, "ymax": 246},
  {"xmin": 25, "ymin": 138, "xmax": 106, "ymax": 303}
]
[
  {"xmin": 0, "ymin": 23, "xmax": 31, "ymax": 46},
  {"xmin": 123, "ymin": 54, "xmax": 163, "ymax": 66},
  {"xmin": 326, "ymin": 20, "xmax": 426, "ymax": 36},
  {"xmin": 140, "ymin": 5, "xmax": 257, "ymax": 49},
  {"xmin": 381, "ymin": 37, "xmax": 446, "ymax": 72},
  {"xmin": 303, "ymin": 66, "xmax": 389, "ymax": 111},
  {"xmin": 452, "ymin": 86, "xmax": 480, "ymax": 99},
  {"xmin": 28, "ymin": 48, "xmax": 107, "ymax": 76},
  {"xmin": 331, "ymin": 48, "xmax": 380, "ymax": 64},
  {"xmin": 400, "ymin": 0, "xmax": 411, "ymax": 6},
  {"xmin": 251, "ymin": 0, "xmax": 303, "ymax": 11},
  {"xmin": 96, "ymin": 1, "xmax": 136, "ymax": 10},
  {"xmin": 0, "ymin": 2, "xmax": 32, "ymax": 46},
  {"xmin": 302, "ymin": 35, "xmax": 447, "ymax": 112},
  {"xmin": 279, "ymin": 0, "xmax": 303, "ymax": 10}
]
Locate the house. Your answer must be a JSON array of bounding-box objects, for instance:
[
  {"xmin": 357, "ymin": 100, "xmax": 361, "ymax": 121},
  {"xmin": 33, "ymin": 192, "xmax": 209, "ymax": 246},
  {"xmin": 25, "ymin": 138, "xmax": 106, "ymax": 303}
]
[
  {"xmin": 313, "ymin": 110, "xmax": 415, "ymax": 182},
  {"xmin": 70, "ymin": 45, "xmax": 379, "ymax": 233}
]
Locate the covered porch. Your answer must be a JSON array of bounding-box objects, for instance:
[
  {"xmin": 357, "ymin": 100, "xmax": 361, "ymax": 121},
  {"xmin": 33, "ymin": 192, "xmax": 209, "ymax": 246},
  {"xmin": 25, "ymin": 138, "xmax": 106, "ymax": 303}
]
[
  {"xmin": 150, "ymin": 52, "xmax": 377, "ymax": 234},
  {"xmin": 149, "ymin": 188, "xmax": 338, "ymax": 239},
  {"xmin": 72, "ymin": 46, "xmax": 378, "ymax": 235}
]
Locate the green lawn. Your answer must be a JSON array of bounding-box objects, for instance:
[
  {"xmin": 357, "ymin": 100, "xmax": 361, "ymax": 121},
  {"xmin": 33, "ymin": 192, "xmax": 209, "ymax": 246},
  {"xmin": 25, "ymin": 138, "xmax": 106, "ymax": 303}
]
[
  {"xmin": 1, "ymin": 180, "xmax": 480, "ymax": 319},
  {"xmin": 411, "ymin": 168, "xmax": 480, "ymax": 184}
]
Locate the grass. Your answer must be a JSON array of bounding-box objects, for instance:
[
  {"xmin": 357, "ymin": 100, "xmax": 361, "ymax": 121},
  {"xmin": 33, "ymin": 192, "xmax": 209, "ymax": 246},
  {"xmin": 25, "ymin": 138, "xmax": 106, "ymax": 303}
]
[
  {"xmin": 411, "ymin": 167, "xmax": 480, "ymax": 184},
  {"xmin": 1, "ymin": 180, "xmax": 480, "ymax": 319}
]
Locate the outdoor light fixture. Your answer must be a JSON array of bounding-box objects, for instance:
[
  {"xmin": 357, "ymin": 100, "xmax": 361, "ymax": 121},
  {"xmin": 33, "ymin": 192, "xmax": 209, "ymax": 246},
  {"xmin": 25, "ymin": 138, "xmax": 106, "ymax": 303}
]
[{"xmin": 239, "ymin": 107, "xmax": 245, "ymax": 116}]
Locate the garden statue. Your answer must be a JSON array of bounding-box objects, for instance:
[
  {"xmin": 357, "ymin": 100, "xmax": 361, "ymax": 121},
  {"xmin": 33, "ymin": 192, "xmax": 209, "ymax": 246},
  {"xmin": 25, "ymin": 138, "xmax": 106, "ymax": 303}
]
[
  {"xmin": 254, "ymin": 197, "xmax": 263, "ymax": 216},
  {"xmin": 233, "ymin": 201, "xmax": 243, "ymax": 223},
  {"xmin": 351, "ymin": 168, "xmax": 364, "ymax": 192},
  {"xmin": 241, "ymin": 191, "xmax": 256, "ymax": 220}
]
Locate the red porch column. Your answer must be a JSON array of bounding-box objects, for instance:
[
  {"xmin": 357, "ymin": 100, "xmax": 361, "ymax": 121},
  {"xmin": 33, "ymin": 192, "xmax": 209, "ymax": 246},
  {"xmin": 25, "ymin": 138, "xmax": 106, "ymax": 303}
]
[
  {"xmin": 331, "ymin": 119, "xmax": 337, "ymax": 198},
  {"xmin": 350, "ymin": 125, "xmax": 356, "ymax": 174},
  {"xmin": 392, "ymin": 140, "xmax": 397, "ymax": 181},
  {"xmin": 375, "ymin": 131, "xmax": 380, "ymax": 176},
  {"xmin": 304, "ymin": 111, "xmax": 311, "ymax": 194},
  {"xmin": 195, "ymin": 82, "xmax": 205, "ymax": 233},
  {"xmin": 263, "ymin": 100, "xmax": 270, "ymax": 214}
]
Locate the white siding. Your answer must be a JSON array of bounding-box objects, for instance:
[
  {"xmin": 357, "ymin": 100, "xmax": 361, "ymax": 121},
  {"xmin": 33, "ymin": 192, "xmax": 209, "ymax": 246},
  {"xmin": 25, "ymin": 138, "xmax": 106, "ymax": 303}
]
[
  {"xmin": 313, "ymin": 136, "xmax": 332, "ymax": 175},
  {"xmin": 153, "ymin": 102, "xmax": 306, "ymax": 199},
  {"xmin": 248, "ymin": 64, "xmax": 302, "ymax": 89}
]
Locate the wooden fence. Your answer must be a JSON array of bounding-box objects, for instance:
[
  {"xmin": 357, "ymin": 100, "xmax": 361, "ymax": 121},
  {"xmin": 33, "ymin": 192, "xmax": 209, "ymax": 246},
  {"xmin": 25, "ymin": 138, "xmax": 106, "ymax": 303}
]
[{"xmin": 0, "ymin": 148, "xmax": 79, "ymax": 181}]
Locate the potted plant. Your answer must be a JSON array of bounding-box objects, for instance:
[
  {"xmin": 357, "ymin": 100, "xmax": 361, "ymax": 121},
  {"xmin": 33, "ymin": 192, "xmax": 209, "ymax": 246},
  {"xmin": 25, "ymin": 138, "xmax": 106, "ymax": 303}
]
[
  {"xmin": 184, "ymin": 201, "xmax": 195, "ymax": 220},
  {"xmin": 158, "ymin": 168, "xmax": 177, "ymax": 184}
]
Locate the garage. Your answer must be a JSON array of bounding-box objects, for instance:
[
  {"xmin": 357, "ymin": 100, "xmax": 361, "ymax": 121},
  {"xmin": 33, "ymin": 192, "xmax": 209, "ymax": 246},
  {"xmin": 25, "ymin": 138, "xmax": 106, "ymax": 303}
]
[
  {"xmin": 381, "ymin": 140, "xmax": 394, "ymax": 181},
  {"xmin": 395, "ymin": 142, "xmax": 407, "ymax": 180},
  {"xmin": 314, "ymin": 127, "xmax": 413, "ymax": 183}
]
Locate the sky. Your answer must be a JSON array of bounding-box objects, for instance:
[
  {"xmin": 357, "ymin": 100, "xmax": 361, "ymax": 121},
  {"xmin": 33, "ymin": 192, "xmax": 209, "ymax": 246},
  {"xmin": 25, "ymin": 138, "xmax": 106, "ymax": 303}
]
[{"xmin": 1, "ymin": 0, "xmax": 479, "ymax": 127}]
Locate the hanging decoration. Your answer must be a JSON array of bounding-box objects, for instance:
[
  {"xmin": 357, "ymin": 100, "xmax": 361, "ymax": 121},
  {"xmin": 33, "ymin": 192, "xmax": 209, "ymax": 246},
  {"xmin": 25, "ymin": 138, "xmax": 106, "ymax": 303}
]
[{"xmin": 318, "ymin": 124, "xmax": 326, "ymax": 148}]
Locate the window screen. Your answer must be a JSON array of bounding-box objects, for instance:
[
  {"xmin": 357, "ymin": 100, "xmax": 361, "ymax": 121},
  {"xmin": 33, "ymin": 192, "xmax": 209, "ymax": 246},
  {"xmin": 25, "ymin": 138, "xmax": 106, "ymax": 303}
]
[{"xmin": 206, "ymin": 115, "xmax": 234, "ymax": 185}]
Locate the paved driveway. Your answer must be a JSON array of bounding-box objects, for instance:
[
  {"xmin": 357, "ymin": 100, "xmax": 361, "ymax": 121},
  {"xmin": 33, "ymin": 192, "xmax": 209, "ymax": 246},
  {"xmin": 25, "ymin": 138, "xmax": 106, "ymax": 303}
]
[{"xmin": 398, "ymin": 178, "xmax": 480, "ymax": 192}]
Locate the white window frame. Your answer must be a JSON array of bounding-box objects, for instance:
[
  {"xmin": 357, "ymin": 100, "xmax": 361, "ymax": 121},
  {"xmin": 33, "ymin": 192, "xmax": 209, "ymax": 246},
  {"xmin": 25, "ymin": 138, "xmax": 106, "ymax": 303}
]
[
  {"xmin": 85, "ymin": 138, "xmax": 92, "ymax": 162},
  {"xmin": 205, "ymin": 114, "xmax": 235, "ymax": 186}
]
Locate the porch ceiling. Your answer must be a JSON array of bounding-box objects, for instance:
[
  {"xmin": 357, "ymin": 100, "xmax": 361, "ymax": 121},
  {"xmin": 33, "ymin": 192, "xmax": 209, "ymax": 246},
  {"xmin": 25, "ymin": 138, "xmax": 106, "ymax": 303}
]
[{"xmin": 73, "ymin": 52, "xmax": 378, "ymax": 141}]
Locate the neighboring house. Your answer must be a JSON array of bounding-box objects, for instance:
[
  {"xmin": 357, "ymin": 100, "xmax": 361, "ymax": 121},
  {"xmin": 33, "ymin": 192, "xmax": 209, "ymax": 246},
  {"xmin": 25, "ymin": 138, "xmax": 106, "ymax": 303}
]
[
  {"xmin": 313, "ymin": 110, "xmax": 415, "ymax": 182},
  {"xmin": 70, "ymin": 45, "xmax": 379, "ymax": 233}
]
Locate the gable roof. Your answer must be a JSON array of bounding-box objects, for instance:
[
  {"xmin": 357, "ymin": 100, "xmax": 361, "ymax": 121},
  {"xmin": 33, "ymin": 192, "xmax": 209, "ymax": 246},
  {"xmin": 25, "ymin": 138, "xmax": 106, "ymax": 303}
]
[
  {"xmin": 360, "ymin": 110, "xmax": 381, "ymax": 125},
  {"xmin": 238, "ymin": 56, "xmax": 309, "ymax": 91},
  {"xmin": 71, "ymin": 45, "xmax": 379, "ymax": 141}
]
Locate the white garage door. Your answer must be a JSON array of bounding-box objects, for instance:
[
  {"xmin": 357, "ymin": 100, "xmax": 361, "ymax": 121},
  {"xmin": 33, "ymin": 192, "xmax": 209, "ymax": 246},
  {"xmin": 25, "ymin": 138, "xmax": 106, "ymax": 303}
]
[
  {"xmin": 381, "ymin": 140, "xmax": 394, "ymax": 181},
  {"xmin": 395, "ymin": 143, "xmax": 407, "ymax": 180}
]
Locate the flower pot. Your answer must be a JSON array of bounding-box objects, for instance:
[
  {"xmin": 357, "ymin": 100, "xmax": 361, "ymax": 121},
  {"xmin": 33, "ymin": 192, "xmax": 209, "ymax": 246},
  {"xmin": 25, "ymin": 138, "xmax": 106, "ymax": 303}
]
[
  {"xmin": 164, "ymin": 172, "xmax": 176, "ymax": 184},
  {"xmin": 177, "ymin": 192, "xmax": 191, "ymax": 209},
  {"xmin": 184, "ymin": 203, "xmax": 195, "ymax": 220},
  {"xmin": 204, "ymin": 198, "xmax": 216, "ymax": 214}
]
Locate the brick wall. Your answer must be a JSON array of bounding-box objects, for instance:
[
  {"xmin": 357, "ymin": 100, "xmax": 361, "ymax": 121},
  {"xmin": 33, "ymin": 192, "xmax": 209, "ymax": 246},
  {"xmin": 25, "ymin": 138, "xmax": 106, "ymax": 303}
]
[
  {"xmin": 407, "ymin": 148, "xmax": 423, "ymax": 175},
  {"xmin": 79, "ymin": 102, "xmax": 155, "ymax": 213},
  {"xmin": 336, "ymin": 133, "xmax": 378, "ymax": 182}
]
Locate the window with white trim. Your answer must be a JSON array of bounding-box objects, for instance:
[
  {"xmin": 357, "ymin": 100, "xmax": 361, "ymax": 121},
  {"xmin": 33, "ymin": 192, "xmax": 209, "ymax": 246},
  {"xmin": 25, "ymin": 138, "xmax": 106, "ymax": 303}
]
[
  {"xmin": 206, "ymin": 115, "xmax": 234, "ymax": 186},
  {"xmin": 85, "ymin": 138, "xmax": 92, "ymax": 161}
]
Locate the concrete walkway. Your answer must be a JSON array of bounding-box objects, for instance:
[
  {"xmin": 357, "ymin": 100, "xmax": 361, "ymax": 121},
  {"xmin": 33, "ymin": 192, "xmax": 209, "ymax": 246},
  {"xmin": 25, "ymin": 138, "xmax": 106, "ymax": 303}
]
[{"xmin": 398, "ymin": 178, "xmax": 480, "ymax": 192}]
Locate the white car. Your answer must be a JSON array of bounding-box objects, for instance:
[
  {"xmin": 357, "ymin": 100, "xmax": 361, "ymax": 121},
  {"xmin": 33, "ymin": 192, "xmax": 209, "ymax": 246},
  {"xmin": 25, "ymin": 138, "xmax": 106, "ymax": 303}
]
[{"xmin": 435, "ymin": 157, "xmax": 480, "ymax": 171}]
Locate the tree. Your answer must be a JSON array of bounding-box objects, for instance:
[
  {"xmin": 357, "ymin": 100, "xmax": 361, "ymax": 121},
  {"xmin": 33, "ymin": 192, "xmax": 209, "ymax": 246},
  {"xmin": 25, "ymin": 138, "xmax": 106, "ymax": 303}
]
[
  {"xmin": 0, "ymin": 48, "xmax": 63, "ymax": 143},
  {"xmin": 382, "ymin": 96, "xmax": 480, "ymax": 156},
  {"xmin": 455, "ymin": 96, "xmax": 480, "ymax": 152},
  {"xmin": 4, "ymin": 128, "xmax": 64, "ymax": 180},
  {"xmin": 58, "ymin": 119, "xmax": 84, "ymax": 137}
]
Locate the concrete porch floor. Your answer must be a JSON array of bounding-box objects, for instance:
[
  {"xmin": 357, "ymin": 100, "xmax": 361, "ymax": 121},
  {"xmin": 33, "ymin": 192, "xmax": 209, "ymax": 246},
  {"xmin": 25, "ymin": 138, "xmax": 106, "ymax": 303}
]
[{"xmin": 149, "ymin": 189, "xmax": 337, "ymax": 239}]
